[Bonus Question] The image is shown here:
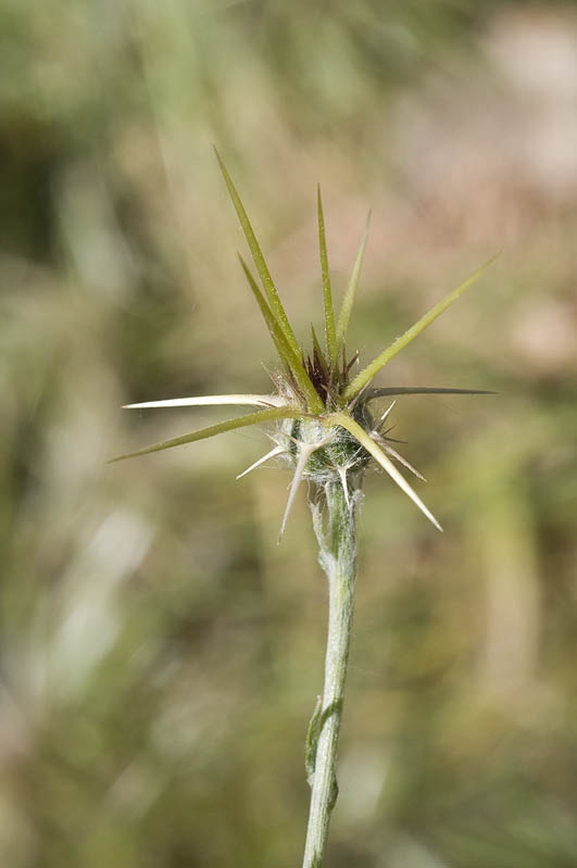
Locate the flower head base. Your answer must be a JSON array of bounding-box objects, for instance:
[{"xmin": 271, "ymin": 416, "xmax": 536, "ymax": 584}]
[{"xmin": 112, "ymin": 149, "xmax": 497, "ymax": 535}]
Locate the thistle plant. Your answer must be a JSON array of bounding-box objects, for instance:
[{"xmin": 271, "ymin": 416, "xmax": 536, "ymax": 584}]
[{"xmin": 112, "ymin": 150, "xmax": 495, "ymax": 868}]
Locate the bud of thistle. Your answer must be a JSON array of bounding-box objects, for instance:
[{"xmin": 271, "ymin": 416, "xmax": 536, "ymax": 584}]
[{"xmin": 112, "ymin": 149, "xmax": 496, "ymax": 536}]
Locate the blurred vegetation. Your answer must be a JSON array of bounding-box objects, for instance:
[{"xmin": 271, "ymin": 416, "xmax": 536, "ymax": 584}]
[{"xmin": 2, "ymin": 1, "xmax": 577, "ymax": 865}]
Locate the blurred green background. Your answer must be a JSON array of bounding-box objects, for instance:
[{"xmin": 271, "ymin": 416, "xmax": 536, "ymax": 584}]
[{"xmin": 2, "ymin": 1, "xmax": 577, "ymax": 865}]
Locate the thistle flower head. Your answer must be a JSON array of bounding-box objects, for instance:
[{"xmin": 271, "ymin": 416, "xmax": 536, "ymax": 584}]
[{"xmin": 112, "ymin": 149, "xmax": 496, "ymax": 535}]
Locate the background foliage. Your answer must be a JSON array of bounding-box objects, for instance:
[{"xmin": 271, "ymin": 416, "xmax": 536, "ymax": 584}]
[{"xmin": 2, "ymin": 1, "xmax": 577, "ymax": 865}]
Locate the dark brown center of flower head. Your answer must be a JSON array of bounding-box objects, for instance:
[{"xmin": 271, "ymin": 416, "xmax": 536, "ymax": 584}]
[{"xmin": 302, "ymin": 339, "xmax": 360, "ymax": 407}]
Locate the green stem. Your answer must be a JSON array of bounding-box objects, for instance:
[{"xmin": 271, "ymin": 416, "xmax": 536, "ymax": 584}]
[{"xmin": 302, "ymin": 480, "xmax": 359, "ymax": 868}]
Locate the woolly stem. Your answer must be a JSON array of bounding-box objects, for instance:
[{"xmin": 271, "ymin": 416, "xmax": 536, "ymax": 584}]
[{"xmin": 302, "ymin": 479, "xmax": 359, "ymax": 868}]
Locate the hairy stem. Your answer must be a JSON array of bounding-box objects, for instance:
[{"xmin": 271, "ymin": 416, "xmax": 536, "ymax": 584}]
[{"xmin": 302, "ymin": 480, "xmax": 359, "ymax": 868}]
